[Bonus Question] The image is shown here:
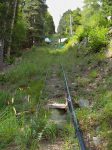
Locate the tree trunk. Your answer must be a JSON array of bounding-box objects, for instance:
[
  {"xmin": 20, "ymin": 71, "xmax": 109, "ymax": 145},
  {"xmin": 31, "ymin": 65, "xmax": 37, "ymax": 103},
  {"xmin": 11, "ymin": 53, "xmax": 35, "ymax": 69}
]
[
  {"xmin": 0, "ymin": 39, "xmax": 4, "ymax": 69},
  {"xmin": 2, "ymin": 2, "xmax": 10, "ymax": 62},
  {"xmin": 7, "ymin": 0, "xmax": 18, "ymax": 59}
]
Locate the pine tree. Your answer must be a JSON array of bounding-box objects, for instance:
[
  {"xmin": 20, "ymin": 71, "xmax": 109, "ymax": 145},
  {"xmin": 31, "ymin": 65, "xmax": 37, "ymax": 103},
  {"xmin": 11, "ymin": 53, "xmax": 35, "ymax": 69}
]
[
  {"xmin": 44, "ymin": 12, "xmax": 55, "ymax": 36},
  {"xmin": 24, "ymin": 0, "xmax": 47, "ymax": 46}
]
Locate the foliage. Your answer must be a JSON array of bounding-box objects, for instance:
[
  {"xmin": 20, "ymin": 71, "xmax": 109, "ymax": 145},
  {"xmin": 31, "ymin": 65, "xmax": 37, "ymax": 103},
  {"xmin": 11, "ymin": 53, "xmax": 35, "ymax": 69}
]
[
  {"xmin": 0, "ymin": 47, "xmax": 54, "ymax": 149},
  {"xmin": 75, "ymin": 26, "xmax": 87, "ymax": 41},
  {"xmin": 0, "ymin": 109, "xmax": 19, "ymax": 149},
  {"xmin": 44, "ymin": 12, "xmax": 55, "ymax": 36},
  {"xmin": 0, "ymin": 0, "xmax": 55, "ymax": 59},
  {"xmin": 0, "ymin": 91, "xmax": 10, "ymax": 109},
  {"xmin": 62, "ymin": 0, "xmax": 109, "ymax": 53},
  {"xmin": 88, "ymin": 26, "xmax": 108, "ymax": 52},
  {"xmin": 12, "ymin": 18, "xmax": 28, "ymax": 51},
  {"xmin": 79, "ymin": 0, "xmax": 108, "ymax": 52},
  {"xmin": 101, "ymin": 0, "xmax": 112, "ymax": 16},
  {"xmin": 43, "ymin": 122, "xmax": 57, "ymax": 141},
  {"xmin": 0, "ymin": 0, "xmax": 112, "ymax": 149},
  {"xmin": 58, "ymin": 8, "xmax": 81, "ymax": 36}
]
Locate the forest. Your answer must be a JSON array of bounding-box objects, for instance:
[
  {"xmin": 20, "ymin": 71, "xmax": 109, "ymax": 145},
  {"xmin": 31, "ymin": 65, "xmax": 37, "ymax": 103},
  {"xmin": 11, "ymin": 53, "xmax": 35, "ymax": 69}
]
[
  {"xmin": 0, "ymin": 0, "xmax": 55, "ymax": 64},
  {"xmin": 0, "ymin": 0, "xmax": 112, "ymax": 150}
]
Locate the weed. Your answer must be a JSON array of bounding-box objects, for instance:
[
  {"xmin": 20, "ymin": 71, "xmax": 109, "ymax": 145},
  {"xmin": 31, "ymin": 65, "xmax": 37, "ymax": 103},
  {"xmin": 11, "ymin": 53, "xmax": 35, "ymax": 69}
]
[
  {"xmin": 0, "ymin": 73, "xmax": 7, "ymax": 84},
  {"xmin": 77, "ymin": 76, "xmax": 90, "ymax": 87},
  {"xmin": 0, "ymin": 108, "xmax": 18, "ymax": 149},
  {"xmin": 43, "ymin": 122, "xmax": 57, "ymax": 141},
  {"xmin": 89, "ymin": 70, "xmax": 98, "ymax": 79},
  {"xmin": 0, "ymin": 91, "xmax": 10, "ymax": 109}
]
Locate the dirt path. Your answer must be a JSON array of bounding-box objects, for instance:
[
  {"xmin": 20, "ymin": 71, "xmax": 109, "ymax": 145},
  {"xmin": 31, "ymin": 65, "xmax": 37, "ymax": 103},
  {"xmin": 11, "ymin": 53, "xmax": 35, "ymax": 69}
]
[
  {"xmin": 39, "ymin": 139, "xmax": 65, "ymax": 150},
  {"xmin": 39, "ymin": 64, "xmax": 69, "ymax": 150}
]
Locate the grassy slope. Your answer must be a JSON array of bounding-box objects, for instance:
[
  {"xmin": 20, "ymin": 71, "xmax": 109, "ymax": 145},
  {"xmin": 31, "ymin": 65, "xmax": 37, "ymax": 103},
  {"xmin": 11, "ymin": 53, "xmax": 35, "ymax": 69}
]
[
  {"xmin": 0, "ymin": 47, "xmax": 55, "ymax": 149},
  {"xmin": 0, "ymin": 44, "xmax": 112, "ymax": 149},
  {"xmin": 58, "ymin": 46, "xmax": 112, "ymax": 149}
]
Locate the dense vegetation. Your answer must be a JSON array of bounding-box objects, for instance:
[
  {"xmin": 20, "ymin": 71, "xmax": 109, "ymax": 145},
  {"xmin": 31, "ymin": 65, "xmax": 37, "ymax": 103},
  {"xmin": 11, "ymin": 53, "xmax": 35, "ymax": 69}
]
[
  {"xmin": 57, "ymin": 8, "xmax": 81, "ymax": 36},
  {"xmin": 0, "ymin": 0, "xmax": 55, "ymax": 63},
  {"xmin": 58, "ymin": 0, "xmax": 112, "ymax": 53},
  {"xmin": 56, "ymin": 0, "xmax": 112, "ymax": 149},
  {"xmin": 0, "ymin": 0, "xmax": 112, "ymax": 149}
]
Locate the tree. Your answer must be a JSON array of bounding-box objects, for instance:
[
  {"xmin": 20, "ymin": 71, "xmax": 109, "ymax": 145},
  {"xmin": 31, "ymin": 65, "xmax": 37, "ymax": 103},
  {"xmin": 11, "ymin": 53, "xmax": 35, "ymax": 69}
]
[
  {"xmin": 0, "ymin": 0, "xmax": 55, "ymax": 62},
  {"xmin": 77, "ymin": 0, "xmax": 108, "ymax": 53},
  {"xmin": 0, "ymin": 0, "xmax": 22, "ymax": 59},
  {"xmin": 0, "ymin": 1, "xmax": 9, "ymax": 65},
  {"xmin": 57, "ymin": 9, "xmax": 81, "ymax": 36},
  {"xmin": 7, "ymin": 0, "xmax": 18, "ymax": 59},
  {"xmin": 24, "ymin": 0, "xmax": 48, "ymax": 46},
  {"xmin": 44, "ymin": 12, "xmax": 55, "ymax": 36}
]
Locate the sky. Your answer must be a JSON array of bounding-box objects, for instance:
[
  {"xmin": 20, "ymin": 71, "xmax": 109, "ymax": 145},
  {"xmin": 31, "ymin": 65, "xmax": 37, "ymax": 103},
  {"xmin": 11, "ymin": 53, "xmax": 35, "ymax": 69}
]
[{"xmin": 46, "ymin": 0, "xmax": 84, "ymax": 31}]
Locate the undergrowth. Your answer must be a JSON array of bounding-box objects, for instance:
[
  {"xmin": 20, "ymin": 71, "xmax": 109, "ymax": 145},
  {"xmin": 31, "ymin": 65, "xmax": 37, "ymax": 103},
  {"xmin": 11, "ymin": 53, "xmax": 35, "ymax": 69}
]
[
  {"xmin": 0, "ymin": 46, "xmax": 54, "ymax": 149},
  {"xmin": 0, "ymin": 43, "xmax": 112, "ymax": 149}
]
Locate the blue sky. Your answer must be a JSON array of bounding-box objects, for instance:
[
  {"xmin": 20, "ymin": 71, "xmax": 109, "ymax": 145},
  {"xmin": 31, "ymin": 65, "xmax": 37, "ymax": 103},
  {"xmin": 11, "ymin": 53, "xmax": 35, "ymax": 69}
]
[{"xmin": 46, "ymin": 0, "xmax": 84, "ymax": 31}]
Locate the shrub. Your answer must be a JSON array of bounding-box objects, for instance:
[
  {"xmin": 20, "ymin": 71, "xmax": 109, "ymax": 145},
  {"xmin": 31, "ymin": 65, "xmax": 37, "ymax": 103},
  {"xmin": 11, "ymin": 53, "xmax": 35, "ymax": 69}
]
[
  {"xmin": 75, "ymin": 26, "xmax": 88, "ymax": 42},
  {"xmin": 88, "ymin": 27, "xmax": 108, "ymax": 52}
]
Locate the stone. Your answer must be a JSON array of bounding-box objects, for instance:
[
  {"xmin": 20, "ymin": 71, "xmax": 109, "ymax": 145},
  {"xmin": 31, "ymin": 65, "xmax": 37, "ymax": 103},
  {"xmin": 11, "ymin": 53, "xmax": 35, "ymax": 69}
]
[
  {"xmin": 93, "ymin": 136, "xmax": 101, "ymax": 146},
  {"xmin": 79, "ymin": 98, "xmax": 89, "ymax": 108}
]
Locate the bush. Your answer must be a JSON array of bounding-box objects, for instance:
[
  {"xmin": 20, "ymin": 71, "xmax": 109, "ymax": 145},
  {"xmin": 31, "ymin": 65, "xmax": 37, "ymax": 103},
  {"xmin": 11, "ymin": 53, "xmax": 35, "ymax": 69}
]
[
  {"xmin": 75, "ymin": 26, "xmax": 88, "ymax": 42},
  {"xmin": 88, "ymin": 27, "xmax": 108, "ymax": 52}
]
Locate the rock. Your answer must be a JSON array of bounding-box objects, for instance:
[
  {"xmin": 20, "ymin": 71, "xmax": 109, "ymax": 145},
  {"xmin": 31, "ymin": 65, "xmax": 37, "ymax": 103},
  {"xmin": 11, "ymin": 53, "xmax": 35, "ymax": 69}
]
[
  {"xmin": 93, "ymin": 136, "xmax": 101, "ymax": 146},
  {"xmin": 96, "ymin": 126, "xmax": 100, "ymax": 133},
  {"xmin": 79, "ymin": 98, "xmax": 89, "ymax": 108}
]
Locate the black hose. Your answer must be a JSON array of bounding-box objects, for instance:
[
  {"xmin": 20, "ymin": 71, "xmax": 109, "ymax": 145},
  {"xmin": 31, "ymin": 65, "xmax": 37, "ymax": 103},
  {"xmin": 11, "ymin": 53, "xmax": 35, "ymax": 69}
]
[{"xmin": 60, "ymin": 63, "xmax": 87, "ymax": 150}]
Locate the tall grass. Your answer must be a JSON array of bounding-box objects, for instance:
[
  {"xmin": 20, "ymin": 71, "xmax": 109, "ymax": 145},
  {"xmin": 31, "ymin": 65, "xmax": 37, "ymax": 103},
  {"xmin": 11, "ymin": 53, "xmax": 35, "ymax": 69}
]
[
  {"xmin": 0, "ymin": 43, "xmax": 111, "ymax": 149},
  {"xmin": 0, "ymin": 108, "xmax": 18, "ymax": 149},
  {"xmin": 0, "ymin": 46, "xmax": 55, "ymax": 149}
]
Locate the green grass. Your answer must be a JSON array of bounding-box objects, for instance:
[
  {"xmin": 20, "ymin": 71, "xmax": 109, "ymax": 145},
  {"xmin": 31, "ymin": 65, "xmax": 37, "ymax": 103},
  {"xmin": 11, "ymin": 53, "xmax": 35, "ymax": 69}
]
[
  {"xmin": 0, "ymin": 108, "xmax": 19, "ymax": 149},
  {"xmin": 0, "ymin": 91, "xmax": 10, "ymax": 110},
  {"xmin": 0, "ymin": 46, "xmax": 55, "ymax": 149},
  {"xmin": 52, "ymin": 42, "xmax": 112, "ymax": 149},
  {"xmin": 0, "ymin": 43, "xmax": 112, "ymax": 149},
  {"xmin": 89, "ymin": 70, "xmax": 98, "ymax": 79}
]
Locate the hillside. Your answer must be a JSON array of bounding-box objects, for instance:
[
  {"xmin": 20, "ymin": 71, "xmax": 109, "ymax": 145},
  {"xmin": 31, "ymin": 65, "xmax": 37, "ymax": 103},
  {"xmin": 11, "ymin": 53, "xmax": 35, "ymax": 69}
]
[
  {"xmin": 0, "ymin": 0, "xmax": 112, "ymax": 149},
  {"xmin": 0, "ymin": 42, "xmax": 111, "ymax": 149}
]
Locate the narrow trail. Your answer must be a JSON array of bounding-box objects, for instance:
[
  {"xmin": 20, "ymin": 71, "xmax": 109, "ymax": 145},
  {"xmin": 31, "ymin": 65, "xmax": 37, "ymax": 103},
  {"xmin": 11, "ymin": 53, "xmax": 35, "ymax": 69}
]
[
  {"xmin": 40, "ymin": 140, "xmax": 65, "ymax": 150},
  {"xmin": 45, "ymin": 64, "xmax": 65, "ymax": 102},
  {"xmin": 39, "ymin": 61, "xmax": 91, "ymax": 150},
  {"xmin": 39, "ymin": 62, "xmax": 86, "ymax": 150},
  {"xmin": 39, "ymin": 64, "xmax": 68, "ymax": 150}
]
